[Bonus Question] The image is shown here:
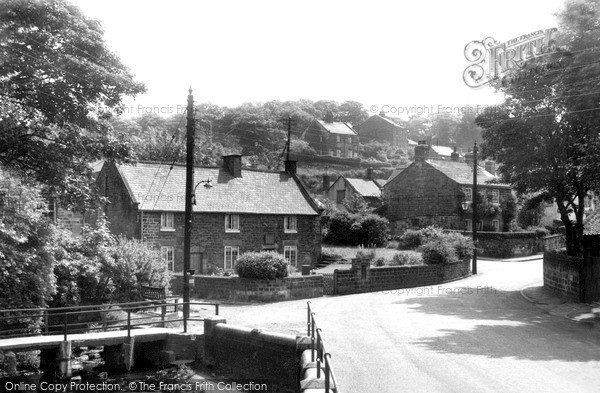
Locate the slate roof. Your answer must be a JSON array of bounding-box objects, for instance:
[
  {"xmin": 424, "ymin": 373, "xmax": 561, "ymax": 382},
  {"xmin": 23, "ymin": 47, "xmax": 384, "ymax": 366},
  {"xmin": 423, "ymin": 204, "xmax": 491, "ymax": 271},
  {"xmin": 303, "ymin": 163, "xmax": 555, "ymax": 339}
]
[
  {"xmin": 431, "ymin": 145, "xmax": 456, "ymax": 157},
  {"xmin": 345, "ymin": 178, "xmax": 382, "ymax": 198},
  {"xmin": 116, "ymin": 162, "xmax": 319, "ymax": 215},
  {"xmin": 584, "ymin": 210, "xmax": 600, "ymax": 235},
  {"xmin": 427, "ymin": 160, "xmax": 508, "ymax": 187},
  {"xmin": 317, "ymin": 120, "xmax": 357, "ymax": 136},
  {"xmin": 408, "ymin": 139, "xmax": 418, "ymax": 145}
]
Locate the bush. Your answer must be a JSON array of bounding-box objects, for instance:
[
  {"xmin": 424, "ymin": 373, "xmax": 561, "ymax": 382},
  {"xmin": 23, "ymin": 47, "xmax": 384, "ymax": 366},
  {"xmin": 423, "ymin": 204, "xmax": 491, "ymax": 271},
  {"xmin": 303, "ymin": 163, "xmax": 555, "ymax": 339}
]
[
  {"xmin": 235, "ymin": 251, "xmax": 289, "ymax": 279},
  {"xmin": 356, "ymin": 248, "xmax": 376, "ymax": 260},
  {"xmin": 374, "ymin": 257, "xmax": 386, "ymax": 267},
  {"xmin": 525, "ymin": 226, "xmax": 550, "ymax": 237},
  {"xmin": 442, "ymin": 232, "xmax": 474, "ymax": 260},
  {"xmin": 324, "ymin": 212, "xmax": 390, "ymax": 246},
  {"xmin": 419, "ymin": 240, "xmax": 458, "ymax": 265},
  {"xmin": 390, "ymin": 251, "xmax": 423, "ymax": 266},
  {"xmin": 397, "ymin": 226, "xmax": 445, "ymax": 249}
]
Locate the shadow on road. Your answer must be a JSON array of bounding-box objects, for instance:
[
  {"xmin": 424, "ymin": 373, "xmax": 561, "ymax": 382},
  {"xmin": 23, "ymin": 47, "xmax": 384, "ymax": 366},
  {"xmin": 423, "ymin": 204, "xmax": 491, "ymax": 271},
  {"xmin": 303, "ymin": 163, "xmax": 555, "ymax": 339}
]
[{"xmin": 393, "ymin": 287, "xmax": 600, "ymax": 362}]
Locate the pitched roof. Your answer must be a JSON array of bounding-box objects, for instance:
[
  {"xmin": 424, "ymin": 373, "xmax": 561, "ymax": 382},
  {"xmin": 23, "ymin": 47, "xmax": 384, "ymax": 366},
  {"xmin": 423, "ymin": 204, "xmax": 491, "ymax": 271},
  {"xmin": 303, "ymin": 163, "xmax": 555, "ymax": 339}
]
[
  {"xmin": 431, "ymin": 145, "xmax": 456, "ymax": 157},
  {"xmin": 362, "ymin": 114, "xmax": 403, "ymax": 129},
  {"xmin": 584, "ymin": 210, "xmax": 600, "ymax": 235},
  {"xmin": 317, "ymin": 120, "xmax": 357, "ymax": 136},
  {"xmin": 345, "ymin": 178, "xmax": 382, "ymax": 198},
  {"xmin": 408, "ymin": 139, "xmax": 418, "ymax": 145},
  {"xmin": 426, "ymin": 160, "xmax": 508, "ymax": 187},
  {"xmin": 116, "ymin": 162, "xmax": 319, "ymax": 215}
]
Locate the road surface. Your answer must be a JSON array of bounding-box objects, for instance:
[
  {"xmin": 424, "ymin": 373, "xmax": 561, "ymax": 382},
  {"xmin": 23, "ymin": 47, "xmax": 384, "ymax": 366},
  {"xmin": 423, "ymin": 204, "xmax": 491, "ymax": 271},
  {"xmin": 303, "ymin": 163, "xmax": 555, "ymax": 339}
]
[{"xmin": 216, "ymin": 258, "xmax": 600, "ymax": 393}]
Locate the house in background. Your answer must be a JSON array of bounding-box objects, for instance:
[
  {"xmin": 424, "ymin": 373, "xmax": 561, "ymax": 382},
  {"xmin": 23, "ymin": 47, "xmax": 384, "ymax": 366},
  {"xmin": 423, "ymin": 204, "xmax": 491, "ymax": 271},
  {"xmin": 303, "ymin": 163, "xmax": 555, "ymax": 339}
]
[
  {"xmin": 356, "ymin": 113, "xmax": 407, "ymax": 150},
  {"xmin": 540, "ymin": 193, "xmax": 599, "ymax": 228},
  {"xmin": 95, "ymin": 155, "xmax": 322, "ymax": 273},
  {"xmin": 324, "ymin": 168, "xmax": 383, "ymax": 210},
  {"xmin": 302, "ymin": 112, "xmax": 360, "ymax": 159},
  {"xmin": 383, "ymin": 141, "xmax": 512, "ymax": 234}
]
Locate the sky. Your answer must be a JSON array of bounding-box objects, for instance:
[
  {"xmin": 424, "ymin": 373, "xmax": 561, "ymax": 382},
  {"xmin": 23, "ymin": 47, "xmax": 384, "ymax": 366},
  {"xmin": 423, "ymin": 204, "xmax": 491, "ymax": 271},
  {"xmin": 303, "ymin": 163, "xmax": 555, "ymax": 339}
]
[{"xmin": 71, "ymin": 0, "xmax": 566, "ymax": 118}]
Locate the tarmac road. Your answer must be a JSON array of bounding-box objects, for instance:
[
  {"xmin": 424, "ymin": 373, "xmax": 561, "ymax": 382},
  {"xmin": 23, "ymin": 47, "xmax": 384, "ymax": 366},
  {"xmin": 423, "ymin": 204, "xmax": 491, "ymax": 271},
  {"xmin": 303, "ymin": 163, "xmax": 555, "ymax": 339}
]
[{"xmin": 217, "ymin": 258, "xmax": 600, "ymax": 393}]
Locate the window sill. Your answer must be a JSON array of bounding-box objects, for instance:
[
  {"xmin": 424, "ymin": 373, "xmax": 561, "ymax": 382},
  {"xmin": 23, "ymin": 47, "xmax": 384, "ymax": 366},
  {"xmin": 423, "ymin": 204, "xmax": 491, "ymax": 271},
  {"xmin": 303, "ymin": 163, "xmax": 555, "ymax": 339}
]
[
  {"xmin": 160, "ymin": 228, "xmax": 176, "ymax": 232},
  {"xmin": 225, "ymin": 229, "xmax": 240, "ymax": 233},
  {"xmin": 284, "ymin": 230, "xmax": 298, "ymax": 234}
]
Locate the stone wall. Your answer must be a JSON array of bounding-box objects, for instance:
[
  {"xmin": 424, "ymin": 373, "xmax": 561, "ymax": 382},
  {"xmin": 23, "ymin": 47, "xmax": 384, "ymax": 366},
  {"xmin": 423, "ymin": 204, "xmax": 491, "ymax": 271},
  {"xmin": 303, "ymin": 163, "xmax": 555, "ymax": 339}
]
[
  {"xmin": 476, "ymin": 231, "xmax": 542, "ymax": 258},
  {"xmin": 542, "ymin": 234, "xmax": 566, "ymax": 252},
  {"xmin": 171, "ymin": 274, "xmax": 323, "ymax": 302},
  {"xmin": 333, "ymin": 258, "xmax": 471, "ymax": 295},
  {"xmin": 543, "ymin": 251, "xmax": 583, "ymax": 301}
]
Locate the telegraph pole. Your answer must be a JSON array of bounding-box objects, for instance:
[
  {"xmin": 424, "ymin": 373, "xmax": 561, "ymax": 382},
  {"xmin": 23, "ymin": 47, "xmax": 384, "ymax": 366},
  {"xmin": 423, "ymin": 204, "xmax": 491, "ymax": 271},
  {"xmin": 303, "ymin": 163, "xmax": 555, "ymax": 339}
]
[
  {"xmin": 472, "ymin": 141, "xmax": 478, "ymax": 275},
  {"xmin": 183, "ymin": 88, "xmax": 194, "ymax": 329}
]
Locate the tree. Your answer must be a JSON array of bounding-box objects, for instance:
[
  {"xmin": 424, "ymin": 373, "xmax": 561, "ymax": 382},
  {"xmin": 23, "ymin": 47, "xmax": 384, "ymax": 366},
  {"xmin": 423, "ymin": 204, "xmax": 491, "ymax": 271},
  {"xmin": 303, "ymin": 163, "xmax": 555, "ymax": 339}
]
[
  {"xmin": 0, "ymin": 0, "xmax": 145, "ymax": 207},
  {"xmin": 476, "ymin": 0, "xmax": 600, "ymax": 255},
  {"xmin": 337, "ymin": 100, "xmax": 369, "ymax": 128}
]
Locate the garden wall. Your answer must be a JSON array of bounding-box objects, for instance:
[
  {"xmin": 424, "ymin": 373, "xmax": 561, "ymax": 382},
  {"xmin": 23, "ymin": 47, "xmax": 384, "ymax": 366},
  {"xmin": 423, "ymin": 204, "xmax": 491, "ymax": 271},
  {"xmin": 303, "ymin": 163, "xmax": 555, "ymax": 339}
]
[
  {"xmin": 475, "ymin": 231, "xmax": 542, "ymax": 258},
  {"xmin": 543, "ymin": 251, "xmax": 584, "ymax": 301},
  {"xmin": 171, "ymin": 273, "xmax": 323, "ymax": 302},
  {"xmin": 333, "ymin": 258, "xmax": 471, "ymax": 295}
]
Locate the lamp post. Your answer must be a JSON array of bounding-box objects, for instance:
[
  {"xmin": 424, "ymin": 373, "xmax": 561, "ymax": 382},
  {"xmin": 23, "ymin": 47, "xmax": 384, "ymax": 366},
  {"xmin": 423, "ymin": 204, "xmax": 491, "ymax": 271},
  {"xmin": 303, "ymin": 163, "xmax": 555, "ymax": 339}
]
[{"xmin": 472, "ymin": 142, "xmax": 478, "ymax": 275}]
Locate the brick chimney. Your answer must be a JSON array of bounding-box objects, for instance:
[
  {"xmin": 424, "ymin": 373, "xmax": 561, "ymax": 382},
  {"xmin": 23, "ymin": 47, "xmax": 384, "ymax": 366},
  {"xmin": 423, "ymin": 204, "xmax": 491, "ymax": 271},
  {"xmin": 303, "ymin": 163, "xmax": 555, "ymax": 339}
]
[
  {"xmin": 464, "ymin": 149, "xmax": 474, "ymax": 166},
  {"xmin": 451, "ymin": 146, "xmax": 460, "ymax": 162},
  {"xmin": 324, "ymin": 111, "xmax": 334, "ymax": 123},
  {"xmin": 366, "ymin": 167, "xmax": 374, "ymax": 179},
  {"xmin": 414, "ymin": 140, "xmax": 430, "ymax": 162},
  {"xmin": 284, "ymin": 160, "xmax": 297, "ymax": 175},
  {"xmin": 323, "ymin": 174, "xmax": 330, "ymax": 193},
  {"xmin": 223, "ymin": 154, "xmax": 242, "ymax": 178},
  {"xmin": 484, "ymin": 161, "xmax": 496, "ymax": 175}
]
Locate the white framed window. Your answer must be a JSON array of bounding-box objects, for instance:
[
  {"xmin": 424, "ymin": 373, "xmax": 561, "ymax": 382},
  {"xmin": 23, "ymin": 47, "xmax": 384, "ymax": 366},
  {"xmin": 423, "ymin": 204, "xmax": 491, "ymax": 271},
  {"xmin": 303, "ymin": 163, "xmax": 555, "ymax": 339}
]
[
  {"xmin": 492, "ymin": 219, "xmax": 499, "ymax": 231},
  {"xmin": 347, "ymin": 136, "xmax": 352, "ymax": 143},
  {"xmin": 463, "ymin": 188, "xmax": 472, "ymax": 202},
  {"xmin": 336, "ymin": 135, "xmax": 341, "ymax": 143},
  {"xmin": 44, "ymin": 198, "xmax": 57, "ymax": 222},
  {"xmin": 336, "ymin": 148, "xmax": 341, "ymax": 157},
  {"xmin": 225, "ymin": 214, "xmax": 240, "ymax": 232},
  {"xmin": 284, "ymin": 215, "xmax": 297, "ymax": 233},
  {"xmin": 160, "ymin": 212, "xmax": 175, "ymax": 231},
  {"xmin": 224, "ymin": 246, "xmax": 239, "ymax": 270},
  {"xmin": 161, "ymin": 246, "xmax": 175, "ymax": 271},
  {"xmin": 465, "ymin": 219, "xmax": 472, "ymax": 231},
  {"xmin": 284, "ymin": 246, "xmax": 298, "ymax": 267},
  {"xmin": 492, "ymin": 189, "xmax": 499, "ymax": 204}
]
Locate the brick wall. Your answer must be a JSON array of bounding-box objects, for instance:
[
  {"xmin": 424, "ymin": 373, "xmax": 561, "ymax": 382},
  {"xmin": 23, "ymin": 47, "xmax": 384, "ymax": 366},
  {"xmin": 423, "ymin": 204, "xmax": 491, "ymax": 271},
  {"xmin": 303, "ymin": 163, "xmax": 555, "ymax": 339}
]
[
  {"xmin": 476, "ymin": 231, "xmax": 542, "ymax": 258},
  {"xmin": 171, "ymin": 274, "xmax": 323, "ymax": 302},
  {"xmin": 543, "ymin": 251, "xmax": 583, "ymax": 301},
  {"xmin": 333, "ymin": 259, "xmax": 471, "ymax": 295}
]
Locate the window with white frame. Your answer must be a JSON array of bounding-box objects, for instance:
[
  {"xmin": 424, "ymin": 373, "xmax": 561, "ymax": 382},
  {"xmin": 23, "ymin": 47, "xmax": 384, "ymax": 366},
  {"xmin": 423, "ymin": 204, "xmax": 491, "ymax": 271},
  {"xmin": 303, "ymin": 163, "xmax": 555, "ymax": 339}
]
[
  {"xmin": 284, "ymin": 246, "xmax": 297, "ymax": 267},
  {"xmin": 463, "ymin": 188, "xmax": 472, "ymax": 202},
  {"xmin": 161, "ymin": 212, "xmax": 174, "ymax": 230},
  {"xmin": 492, "ymin": 219, "xmax": 499, "ymax": 231},
  {"xmin": 224, "ymin": 246, "xmax": 239, "ymax": 270},
  {"xmin": 161, "ymin": 246, "xmax": 174, "ymax": 271},
  {"xmin": 492, "ymin": 189, "xmax": 499, "ymax": 204},
  {"xmin": 44, "ymin": 198, "xmax": 57, "ymax": 222},
  {"xmin": 225, "ymin": 214, "xmax": 240, "ymax": 232},
  {"xmin": 284, "ymin": 215, "xmax": 297, "ymax": 233},
  {"xmin": 465, "ymin": 219, "xmax": 472, "ymax": 231}
]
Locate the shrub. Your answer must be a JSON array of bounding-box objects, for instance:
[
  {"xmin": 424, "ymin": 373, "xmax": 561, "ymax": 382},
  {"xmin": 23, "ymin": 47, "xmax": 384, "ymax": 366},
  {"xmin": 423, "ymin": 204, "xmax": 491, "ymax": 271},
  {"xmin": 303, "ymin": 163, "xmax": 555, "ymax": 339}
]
[
  {"xmin": 374, "ymin": 257, "xmax": 386, "ymax": 267},
  {"xmin": 235, "ymin": 251, "xmax": 289, "ymax": 279},
  {"xmin": 442, "ymin": 232, "xmax": 474, "ymax": 260},
  {"xmin": 390, "ymin": 251, "xmax": 423, "ymax": 266},
  {"xmin": 356, "ymin": 247, "xmax": 376, "ymax": 260},
  {"xmin": 419, "ymin": 240, "xmax": 458, "ymax": 265},
  {"xmin": 525, "ymin": 226, "xmax": 550, "ymax": 237},
  {"xmin": 324, "ymin": 212, "xmax": 390, "ymax": 246},
  {"xmin": 397, "ymin": 226, "xmax": 445, "ymax": 249}
]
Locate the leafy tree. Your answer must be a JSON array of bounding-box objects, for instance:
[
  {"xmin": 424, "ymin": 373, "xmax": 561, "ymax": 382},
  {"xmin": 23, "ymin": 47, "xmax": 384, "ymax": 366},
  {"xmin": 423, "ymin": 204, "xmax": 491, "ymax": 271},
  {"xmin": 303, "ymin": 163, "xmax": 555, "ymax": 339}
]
[
  {"xmin": 454, "ymin": 108, "xmax": 483, "ymax": 149},
  {"xmin": 342, "ymin": 194, "xmax": 370, "ymax": 214},
  {"xmin": 337, "ymin": 100, "xmax": 369, "ymax": 128},
  {"xmin": 476, "ymin": 0, "xmax": 600, "ymax": 255},
  {"xmin": 429, "ymin": 113, "xmax": 458, "ymax": 146},
  {"xmin": 0, "ymin": 0, "xmax": 145, "ymax": 207}
]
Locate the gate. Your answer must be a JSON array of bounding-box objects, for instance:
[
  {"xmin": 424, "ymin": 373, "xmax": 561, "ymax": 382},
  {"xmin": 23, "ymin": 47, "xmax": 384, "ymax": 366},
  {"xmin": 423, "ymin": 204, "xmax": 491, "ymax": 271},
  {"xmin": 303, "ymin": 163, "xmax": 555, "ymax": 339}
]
[{"xmin": 322, "ymin": 273, "xmax": 335, "ymax": 295}]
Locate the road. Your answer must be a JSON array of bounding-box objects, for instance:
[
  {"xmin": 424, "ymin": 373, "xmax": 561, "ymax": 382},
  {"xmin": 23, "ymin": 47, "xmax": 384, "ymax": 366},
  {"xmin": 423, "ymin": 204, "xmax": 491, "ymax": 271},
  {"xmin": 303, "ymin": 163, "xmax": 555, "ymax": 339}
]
[{"xmin": 216, "ymin": 258, "xmax": 600, "ymax": 393}]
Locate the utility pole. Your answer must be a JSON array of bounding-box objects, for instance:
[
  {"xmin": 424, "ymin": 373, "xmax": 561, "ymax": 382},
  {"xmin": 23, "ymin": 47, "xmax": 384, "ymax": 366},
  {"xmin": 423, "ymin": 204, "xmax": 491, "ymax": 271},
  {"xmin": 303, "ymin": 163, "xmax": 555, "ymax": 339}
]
[
  {"xmin": 472, "ymin": 141, "xmax": 478, "ymax": 275},
  {"xmin": 183, "ymin": 88, "xmax": 194, "ymax": 329},
  {"xmin": 280, "ymin": 116, "xmax": 296, "ymax": 159}
]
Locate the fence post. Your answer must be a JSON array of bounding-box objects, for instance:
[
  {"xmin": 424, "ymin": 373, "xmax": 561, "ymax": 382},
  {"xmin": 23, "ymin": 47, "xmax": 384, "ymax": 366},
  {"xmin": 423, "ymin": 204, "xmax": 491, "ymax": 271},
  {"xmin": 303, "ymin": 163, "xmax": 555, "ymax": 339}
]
[
  {"xmin": 307, "ymin": 301, "xmax": 311, "ymax": 336},
  {"xmin": 63, "ymin": 313, "xmax": 68, "ymax": 341},
  {"xmin": 127, "ymin": 310, "xmax": 131, "ymax": 338},
  {"xmin": 325, "ymin": 353, "xmax": 331, "ymax": 391},
  {"xmin": 44, "ymin": 309, "xmax": 48, "ymax": 334}
]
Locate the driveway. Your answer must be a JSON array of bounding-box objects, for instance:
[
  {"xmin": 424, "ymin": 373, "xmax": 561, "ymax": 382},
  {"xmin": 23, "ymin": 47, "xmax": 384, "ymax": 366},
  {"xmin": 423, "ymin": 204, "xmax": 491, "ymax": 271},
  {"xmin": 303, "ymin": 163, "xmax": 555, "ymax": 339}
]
[{"xmin": 213, "ymin": 258, "xmax": 600, "ymax": 393}]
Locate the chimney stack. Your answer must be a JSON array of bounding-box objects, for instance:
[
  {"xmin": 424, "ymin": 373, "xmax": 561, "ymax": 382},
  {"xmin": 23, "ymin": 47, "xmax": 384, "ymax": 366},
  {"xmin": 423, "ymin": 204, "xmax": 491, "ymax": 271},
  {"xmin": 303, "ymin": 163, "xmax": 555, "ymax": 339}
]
[
  {"xmin": 451, "ymin": 146, "xmax": 460, "ymax": 162},
  {"xmin": 464, "ymin": 149, "xmax": 474, "ymax": 166},
  {"xmin": 324, "ymin": 111, "xmax": 334, "ymax": 123},
  {"xmin": 323, "ymin": 174, "xmax": 330, "ymax": 193},
  {"xmin": 414, "ymin": 140, "xmax": 430, "ymax": 162},
  {"xmin": 284, "ymin": 160, "xmax": 297, "ymax": 175},
  {"xmin": 222, "ymin": 154, "xmax": 242, "ymax": 178},
  {"xmin": 366, "ymin": 167, "xmax": 374, "ymax": 179},
  {"xmin": 484, "ymin": 161, "xmax": 496, "ymax": 175}
]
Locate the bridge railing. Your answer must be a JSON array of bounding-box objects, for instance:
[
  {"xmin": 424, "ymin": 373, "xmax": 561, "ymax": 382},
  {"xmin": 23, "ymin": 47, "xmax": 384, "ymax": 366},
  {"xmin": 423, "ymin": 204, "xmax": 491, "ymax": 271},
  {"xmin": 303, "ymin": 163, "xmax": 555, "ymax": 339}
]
[
  {"xmin": 0, "ymin": 300, "xmax": 219, "ymax": 340},
  {"xmin": 307, "ymin": 301, "xmax": 340, "ymax": 393}
]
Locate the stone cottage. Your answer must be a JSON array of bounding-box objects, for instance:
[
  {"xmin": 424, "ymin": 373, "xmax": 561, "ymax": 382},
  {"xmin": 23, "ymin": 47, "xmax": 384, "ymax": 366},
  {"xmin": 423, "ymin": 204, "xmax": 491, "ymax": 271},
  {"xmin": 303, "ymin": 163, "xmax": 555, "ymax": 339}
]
[
  {"xmin": 356, "ymin": 113, "xmax": 407, "ymax": 149},
  {"xmin": 301, "ymin": 112, "xmax": 360, "ymax": 159},
  {"xmin": 383, "ymin": 141, "xmax": 512, "ymax": 233},
  {"xmin": 95, "ymin": 155, "xmax": 322, "ymax": 273}
]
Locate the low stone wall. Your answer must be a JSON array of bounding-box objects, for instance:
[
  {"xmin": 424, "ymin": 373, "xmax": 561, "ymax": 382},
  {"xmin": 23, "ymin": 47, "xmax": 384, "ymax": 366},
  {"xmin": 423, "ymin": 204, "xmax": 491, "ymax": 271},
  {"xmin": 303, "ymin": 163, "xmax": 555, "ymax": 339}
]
[
  {"xmin": 542, "ymin": 234, "xmax": 566, "ymax": 252},
  {"xmin": 476, "ymin": 231, "xmax": 541, "ymax": 258},
  {"xmin": 333, "ymin": 258, "xmax": 471, "ymax": 295},
  {"xmin": 543, "ymin": 251, "xmax": 584, "ymax": 301},
  {"xmin": 171, "ymin": 274, "xmax": 323, "ymax": 302},
  {"xmin": 204, "ymin": 318, "xmax": 302, "ymax": 391}
]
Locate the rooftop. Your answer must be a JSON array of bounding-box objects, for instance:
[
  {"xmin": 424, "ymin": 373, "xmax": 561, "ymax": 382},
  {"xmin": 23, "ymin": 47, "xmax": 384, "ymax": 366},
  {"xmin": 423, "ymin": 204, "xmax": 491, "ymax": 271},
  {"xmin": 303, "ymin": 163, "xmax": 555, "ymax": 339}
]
[
  {"xmin": 116, "ymin": 162, "xmax": 319, "ymax": 215},
  {"xmin": 317, "ymin": 120, "xmax": 357, "ymax": 136},
  {"xmin": 427, "ymin": 160, "xmax": 507, "ymax": 187},
  {"xmin": 584, "ymin": 210, "xmax": 600, "ymax": 235},
  {"xmin": 345, "ymin": 177, "xmax": 382, "ymax": 198}
]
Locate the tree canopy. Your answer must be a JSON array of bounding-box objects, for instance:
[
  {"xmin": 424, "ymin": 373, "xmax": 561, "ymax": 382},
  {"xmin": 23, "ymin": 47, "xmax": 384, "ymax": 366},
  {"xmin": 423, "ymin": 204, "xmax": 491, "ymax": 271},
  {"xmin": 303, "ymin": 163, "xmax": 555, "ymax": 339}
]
[
  {"xmin": 0, "ymin": 0, "xmax": 145, "ymax": 207},
  {"xmin": 476, "ymin": 0, "xmax": 600, "ymax": 255}
]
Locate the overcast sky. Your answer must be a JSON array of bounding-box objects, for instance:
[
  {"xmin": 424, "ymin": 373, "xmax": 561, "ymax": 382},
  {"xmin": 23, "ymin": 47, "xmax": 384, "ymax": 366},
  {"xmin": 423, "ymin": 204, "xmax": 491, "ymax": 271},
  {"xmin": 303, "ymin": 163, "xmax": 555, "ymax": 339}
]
[{"xmin": 71, "ymin": 0, "xmax": 565, "ymax": 118}]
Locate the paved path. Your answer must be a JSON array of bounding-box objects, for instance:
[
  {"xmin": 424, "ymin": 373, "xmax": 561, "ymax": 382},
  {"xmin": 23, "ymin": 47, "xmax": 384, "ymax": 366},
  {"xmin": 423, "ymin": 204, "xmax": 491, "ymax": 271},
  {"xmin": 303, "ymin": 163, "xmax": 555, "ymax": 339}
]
[{"xmin": 216, "ymin": 257, "xmax": 600, "ymax": 393}]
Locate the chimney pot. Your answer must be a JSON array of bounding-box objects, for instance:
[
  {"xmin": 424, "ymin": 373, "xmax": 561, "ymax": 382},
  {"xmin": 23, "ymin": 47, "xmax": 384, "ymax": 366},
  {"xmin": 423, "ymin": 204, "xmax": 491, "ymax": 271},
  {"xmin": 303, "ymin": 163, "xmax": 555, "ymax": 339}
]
[
  {"xmin": 284, "ymin": 160, "xmax": 297, "ymax": 175},
  {"xmin": 414, "ymin": 142, "xmax": 430, "ymax": 162},
  {"xmin": 222, "ymin": 154, "xmax": 242, "ymax": 177}
]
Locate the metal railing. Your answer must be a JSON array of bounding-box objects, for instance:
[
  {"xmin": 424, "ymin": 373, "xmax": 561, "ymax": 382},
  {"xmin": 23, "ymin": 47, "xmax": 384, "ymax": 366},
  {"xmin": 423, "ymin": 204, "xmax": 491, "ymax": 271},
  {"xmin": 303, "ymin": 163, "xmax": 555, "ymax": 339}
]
[
  {"xmin": 0, "ymin": 300, "xmax": 219, "ymax": 340},
  {"xmin": 307, "ymin": 301, "xmax": 340, "ymax": 392}
]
